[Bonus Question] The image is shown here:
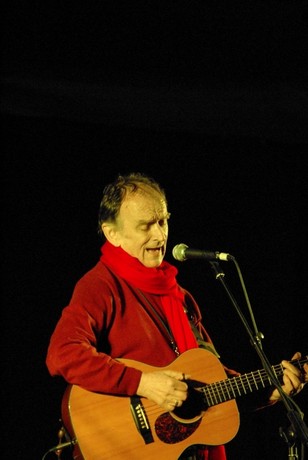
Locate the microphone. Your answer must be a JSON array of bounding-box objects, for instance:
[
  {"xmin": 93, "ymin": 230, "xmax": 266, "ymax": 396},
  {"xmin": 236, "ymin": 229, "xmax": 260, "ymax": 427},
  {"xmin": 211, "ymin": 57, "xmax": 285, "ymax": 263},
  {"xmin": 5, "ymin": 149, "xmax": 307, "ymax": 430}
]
[{"xmin": 172, "ymin": 243, "xmax": 232, "ymax": 262}]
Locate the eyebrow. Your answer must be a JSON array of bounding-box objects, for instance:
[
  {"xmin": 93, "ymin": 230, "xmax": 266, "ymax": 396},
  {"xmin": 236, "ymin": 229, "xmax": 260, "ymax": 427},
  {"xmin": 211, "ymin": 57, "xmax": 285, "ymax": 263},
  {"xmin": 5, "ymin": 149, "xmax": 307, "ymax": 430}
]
[{"xmin": 137, "ymin": 213, "xmax": 171, "ymax": 225}]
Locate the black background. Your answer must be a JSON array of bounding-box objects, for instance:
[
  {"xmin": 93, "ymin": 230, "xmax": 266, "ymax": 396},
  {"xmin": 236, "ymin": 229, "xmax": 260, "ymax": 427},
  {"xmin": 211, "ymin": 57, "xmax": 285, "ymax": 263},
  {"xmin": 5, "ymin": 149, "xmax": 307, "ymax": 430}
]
[{"xmin": 2, "ymin": 2, "xmax": 307, "ymax": 459}]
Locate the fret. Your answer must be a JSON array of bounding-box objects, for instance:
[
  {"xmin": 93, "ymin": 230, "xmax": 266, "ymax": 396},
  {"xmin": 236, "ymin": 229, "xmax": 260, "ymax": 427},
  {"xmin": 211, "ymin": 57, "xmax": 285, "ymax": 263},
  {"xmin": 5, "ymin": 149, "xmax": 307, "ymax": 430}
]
[
  {"xmin": 204, "ymin": 385, "xmax": 215, "ymax": 407},
  {"xmin": 239, "ymin": 375, "xmax": 247, "ymax": 395},
  {"xmin": 211, "ymin": 383, "xmax": 220, "ymax": 405},
  {"xmin": 223, "ymin": 379, "xmax": 231, "ymax": 400},
  {"xmin": 257, "ymin": 369, "xmax": 266, "ymax": 388},
  {"xmin": 273, "ymin": 363, "xmax": 282, "ymax": 380},
  {"xmin": 218, "ymin": 381, "xmax": 226, "ymax": 402},
  {"xmin": 234, "ymin": 376, "xmax": 241, "ymax": 397},
  {"xmin": 212, "ymin": 383, "xmax": 220, "ymax": 404},
  {"xmin": 226, "ymin": 378, "xmax": 236, "ymax": 399},
  {"xmin": 245, "ymin": 373, "xmax": 252, "ymax": 392},
  {"xmin": 216, "ymin": 382, "xmax": 223, "ymax": 403},
  {"xmin": 251, "ymin": 371, "xmax": 258, "ymax": 390}
]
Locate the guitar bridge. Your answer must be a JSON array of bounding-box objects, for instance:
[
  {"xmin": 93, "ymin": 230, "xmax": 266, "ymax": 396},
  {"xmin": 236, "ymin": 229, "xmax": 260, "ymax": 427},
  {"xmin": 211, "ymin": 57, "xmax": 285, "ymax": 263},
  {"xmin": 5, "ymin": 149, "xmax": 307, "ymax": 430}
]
[{"xmin": 130, "ymin": 396, "xmax": 154, "ymax": 444}]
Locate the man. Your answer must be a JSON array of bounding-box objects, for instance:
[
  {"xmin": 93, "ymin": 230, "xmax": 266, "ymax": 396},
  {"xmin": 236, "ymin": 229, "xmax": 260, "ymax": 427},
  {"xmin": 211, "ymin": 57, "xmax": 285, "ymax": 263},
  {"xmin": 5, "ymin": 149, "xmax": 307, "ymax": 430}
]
[{"xmin": 46, "ymin": 172, "xmax": 307, "ymax": 459}]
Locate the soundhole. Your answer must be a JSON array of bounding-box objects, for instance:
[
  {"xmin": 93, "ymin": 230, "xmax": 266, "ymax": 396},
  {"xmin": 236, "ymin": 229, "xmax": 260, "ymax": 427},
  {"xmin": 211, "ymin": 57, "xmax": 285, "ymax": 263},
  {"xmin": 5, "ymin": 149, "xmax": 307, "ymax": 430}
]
[
  {"xmin": 155, "ymin": 412, "xmax": 202, "ymax": 444},
  {"xmin": 154, "ymin": 380, "xmax": 207, "ymax": 444},
  {"xmin": 173, "ymin": 380, "xmax": 207, "ymax": 420}
]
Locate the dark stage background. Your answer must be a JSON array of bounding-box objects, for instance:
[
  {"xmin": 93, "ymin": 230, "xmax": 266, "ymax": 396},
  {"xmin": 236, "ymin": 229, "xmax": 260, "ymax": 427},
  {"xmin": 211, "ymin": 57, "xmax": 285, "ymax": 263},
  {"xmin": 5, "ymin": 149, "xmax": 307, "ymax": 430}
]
[{"xmin": 2, "ymin": 2, "xmax": 307, "ymax": 459}]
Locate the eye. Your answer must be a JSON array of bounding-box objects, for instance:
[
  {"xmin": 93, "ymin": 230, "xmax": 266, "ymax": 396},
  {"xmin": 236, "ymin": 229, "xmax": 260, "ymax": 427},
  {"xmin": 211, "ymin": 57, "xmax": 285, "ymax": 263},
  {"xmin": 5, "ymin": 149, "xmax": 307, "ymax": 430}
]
[
  {"xmin": 159, "ymin": 219, "xmax": 168, "ymax": 227},
  {"xmin": 139, "ymin": 224, "xmax": 150, "ymax": 231}
]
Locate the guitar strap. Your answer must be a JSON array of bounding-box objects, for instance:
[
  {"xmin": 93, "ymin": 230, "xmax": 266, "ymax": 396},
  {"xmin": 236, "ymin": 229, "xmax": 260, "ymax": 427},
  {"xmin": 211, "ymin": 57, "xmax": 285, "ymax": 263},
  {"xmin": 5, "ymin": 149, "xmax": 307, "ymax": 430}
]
[
  {"xmin": 137, "ymin": 289, "xmax": 180, "ymax": 356},
  {"xmin": 183, "ymin": 301, "xmax": 221, "ymax": 359},
  {"xmin": 137, "ymin": 288, "xmax": 220, "ymax": 359},
  {"xmin": 188, "ymin": 317, "xmax": 220, "ymax": 358}
]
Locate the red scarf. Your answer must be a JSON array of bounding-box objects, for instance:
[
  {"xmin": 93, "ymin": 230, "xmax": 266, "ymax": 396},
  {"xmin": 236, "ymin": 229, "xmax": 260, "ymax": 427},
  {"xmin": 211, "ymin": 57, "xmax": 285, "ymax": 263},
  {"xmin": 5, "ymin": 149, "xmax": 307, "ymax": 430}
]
[
  {"xmin": 100, "ymin": 241, "xmax": 198, "ymax": 353},
  {"xmin": 100, "ymin": 242, "xmax": 227, "ymax": 460}
]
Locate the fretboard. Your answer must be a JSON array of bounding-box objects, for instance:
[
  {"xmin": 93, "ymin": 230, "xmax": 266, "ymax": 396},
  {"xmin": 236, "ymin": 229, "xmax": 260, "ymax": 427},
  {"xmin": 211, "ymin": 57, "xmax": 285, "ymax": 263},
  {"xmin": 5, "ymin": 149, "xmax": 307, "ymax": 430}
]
[{"xmin": 201, "ymin": 357, "xmax": 307, "ymax": 408}]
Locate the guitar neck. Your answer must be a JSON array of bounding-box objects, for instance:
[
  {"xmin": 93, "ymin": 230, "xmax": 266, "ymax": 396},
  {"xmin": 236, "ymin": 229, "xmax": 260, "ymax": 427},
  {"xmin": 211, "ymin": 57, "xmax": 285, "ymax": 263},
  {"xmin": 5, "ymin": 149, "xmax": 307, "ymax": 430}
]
[{"xmin": 201, "ymin": 357, "xmax": 307, "ymax": 408}]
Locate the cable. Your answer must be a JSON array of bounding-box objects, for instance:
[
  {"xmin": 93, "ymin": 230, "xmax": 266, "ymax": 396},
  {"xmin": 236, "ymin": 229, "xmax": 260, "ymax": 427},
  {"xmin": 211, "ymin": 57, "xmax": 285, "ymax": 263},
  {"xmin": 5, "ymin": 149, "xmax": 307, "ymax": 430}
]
[{"xmin": 41, "ymin": 438, "xmax": 77, "ymax": 459}]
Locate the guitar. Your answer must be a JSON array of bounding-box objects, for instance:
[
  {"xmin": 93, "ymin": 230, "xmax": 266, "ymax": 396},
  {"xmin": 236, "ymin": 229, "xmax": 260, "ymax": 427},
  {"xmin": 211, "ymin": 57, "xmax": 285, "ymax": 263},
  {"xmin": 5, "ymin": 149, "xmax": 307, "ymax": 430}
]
[{"xmin": 61, "ymin": 348, "xmax": 307, "ymax": 460}]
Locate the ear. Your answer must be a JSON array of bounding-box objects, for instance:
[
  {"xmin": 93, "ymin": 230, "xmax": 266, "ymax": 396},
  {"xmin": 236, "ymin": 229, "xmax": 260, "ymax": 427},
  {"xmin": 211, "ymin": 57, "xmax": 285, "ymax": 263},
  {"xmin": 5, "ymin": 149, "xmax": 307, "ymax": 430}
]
[{"xmin": 101, "ymin": 223, "xmax": 121, "ymax": 247}]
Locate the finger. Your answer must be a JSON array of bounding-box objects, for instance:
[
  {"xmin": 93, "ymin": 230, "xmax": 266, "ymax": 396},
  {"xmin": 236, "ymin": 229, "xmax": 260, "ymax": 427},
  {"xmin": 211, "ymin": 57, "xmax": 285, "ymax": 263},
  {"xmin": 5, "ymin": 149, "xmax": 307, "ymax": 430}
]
[
  {"xmin": 173, "ymin": 388, "xmax": 188, "ymax": 403},
  {"xmin": 304, "ymin": 364, "xmax": 308, "ymax": 383},
  {"xmin": 163, "ymin": 370, "xmax": 191, "ymax": 382},
  {"xmin": 282, "ymin": 360, "xmax": 301, "ymax": 379},
  {"xmin": 163, "ymin": 371, "xmax": 189, "ymax": 390},
  {"xmin": 283, "ymin": 368, "xmax": 301, "ymax": 388},
  {"xmin": 282, "ymin": 368, "xmax": 305, "ymax": 396},
  {"xmin": 168, "ymin": 398, "xmax": 184, "ymax": 410},
  {"xmin": 290, "ymin": 352, "xmax": 301, "ymax": 361},
  {"xmin": 167, "ymin": 401, "xmax": 176, "ymax": 410},
  {"xmin": 163, "ymin": 370, "xmax": 185, "ymax": 379}
]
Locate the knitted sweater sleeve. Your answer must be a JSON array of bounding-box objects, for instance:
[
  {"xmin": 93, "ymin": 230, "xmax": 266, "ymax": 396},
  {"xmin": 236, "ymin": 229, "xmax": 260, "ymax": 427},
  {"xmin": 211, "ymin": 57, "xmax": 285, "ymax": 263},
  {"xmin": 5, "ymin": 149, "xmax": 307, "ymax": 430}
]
[{"xmin": 46, "ymin": 267, "xmax": 142, "ymax": 395}]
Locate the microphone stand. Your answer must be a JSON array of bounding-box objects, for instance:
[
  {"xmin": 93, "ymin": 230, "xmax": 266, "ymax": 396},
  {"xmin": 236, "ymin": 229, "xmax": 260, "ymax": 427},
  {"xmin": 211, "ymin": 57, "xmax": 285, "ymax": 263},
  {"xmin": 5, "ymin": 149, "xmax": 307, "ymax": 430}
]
[{"xmin": 208, "ymin": 258, "xmax": 308, "ymax": 459}]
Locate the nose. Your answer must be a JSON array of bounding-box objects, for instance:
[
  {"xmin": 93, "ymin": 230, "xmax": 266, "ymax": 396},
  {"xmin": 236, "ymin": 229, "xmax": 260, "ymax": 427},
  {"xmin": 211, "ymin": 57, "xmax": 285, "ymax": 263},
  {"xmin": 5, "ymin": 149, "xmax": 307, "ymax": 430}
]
[{"xmin": 151, "ymin": 222, "xmax": 166, "ymax": 241}]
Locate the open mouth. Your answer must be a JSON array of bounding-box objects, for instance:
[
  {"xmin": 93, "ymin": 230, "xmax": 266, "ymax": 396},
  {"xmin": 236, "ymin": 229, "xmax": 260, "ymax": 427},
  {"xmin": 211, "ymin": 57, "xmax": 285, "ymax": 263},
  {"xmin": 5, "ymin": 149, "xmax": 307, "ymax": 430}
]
[{"xmin": 146, "ymin": 247, "xmax": 163, "ymax": 254}]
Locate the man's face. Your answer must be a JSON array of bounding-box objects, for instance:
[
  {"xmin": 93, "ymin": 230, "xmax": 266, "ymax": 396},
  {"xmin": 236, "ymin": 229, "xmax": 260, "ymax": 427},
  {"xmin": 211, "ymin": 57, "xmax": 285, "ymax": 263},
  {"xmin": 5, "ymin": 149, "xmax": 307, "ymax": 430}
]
[{"xmin": 112, "ymin": 188, "xmax": 170, "ymax": 268}]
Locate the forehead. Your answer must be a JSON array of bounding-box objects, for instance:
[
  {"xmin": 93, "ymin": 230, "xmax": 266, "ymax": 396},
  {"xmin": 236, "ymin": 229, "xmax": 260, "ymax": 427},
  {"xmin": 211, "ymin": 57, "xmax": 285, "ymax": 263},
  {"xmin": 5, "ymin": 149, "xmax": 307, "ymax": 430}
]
[{"xmin": 120, "ymin": 187, "xmax": 168, "ymax": 219}]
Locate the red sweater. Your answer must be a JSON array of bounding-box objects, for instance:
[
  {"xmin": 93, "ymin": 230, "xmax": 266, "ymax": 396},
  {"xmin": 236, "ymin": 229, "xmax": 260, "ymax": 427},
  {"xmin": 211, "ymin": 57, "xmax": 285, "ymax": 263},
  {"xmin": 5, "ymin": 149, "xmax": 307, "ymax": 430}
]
[{"xmin": 46, "ymin": 259, "xmax": 228, "ymax": 459}]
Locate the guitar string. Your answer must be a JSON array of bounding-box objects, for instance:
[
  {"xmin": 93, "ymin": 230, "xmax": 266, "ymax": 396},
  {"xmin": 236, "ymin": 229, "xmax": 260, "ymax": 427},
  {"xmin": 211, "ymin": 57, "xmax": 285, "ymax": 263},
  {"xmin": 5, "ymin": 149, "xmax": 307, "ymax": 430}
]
[
  {"xmin": 202, "ymin": 358, "xmax": 307, "ymax": 406},
  {"xmin": 203, "ymin": 365, "xmax": 283, "ymax": 404}
]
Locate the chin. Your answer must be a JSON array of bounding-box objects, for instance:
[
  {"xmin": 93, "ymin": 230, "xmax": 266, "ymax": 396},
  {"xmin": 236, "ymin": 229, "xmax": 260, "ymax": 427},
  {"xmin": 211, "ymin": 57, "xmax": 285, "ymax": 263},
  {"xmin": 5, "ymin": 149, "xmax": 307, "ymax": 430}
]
[{"xmin": 145, "ymin": 259, "xmax": 163, "ymax": 268}]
